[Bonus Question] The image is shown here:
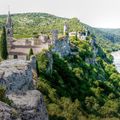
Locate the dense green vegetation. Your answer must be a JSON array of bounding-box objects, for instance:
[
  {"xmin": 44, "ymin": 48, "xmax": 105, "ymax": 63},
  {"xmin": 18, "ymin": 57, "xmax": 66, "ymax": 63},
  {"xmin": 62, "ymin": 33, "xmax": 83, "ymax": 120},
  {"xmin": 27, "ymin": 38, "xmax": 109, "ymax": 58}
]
[
  {"xmin": 0, "ymin": 12, "xmax": 120, "ymax": 52},
  {"xmin": 36, "ymin": 37, "xmax": 120, "ymax": 120},
  {"xmin": 100, "ymin": 28, "xmax": 120, "ymax": 36}
]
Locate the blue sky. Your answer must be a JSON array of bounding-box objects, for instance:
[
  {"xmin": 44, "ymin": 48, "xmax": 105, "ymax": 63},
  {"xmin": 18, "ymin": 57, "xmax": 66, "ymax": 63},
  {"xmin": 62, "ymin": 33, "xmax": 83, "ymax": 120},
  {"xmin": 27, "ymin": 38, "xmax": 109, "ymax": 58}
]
[{"xmin": 0, "ymin": 0, "xmax": 120, "ymax": 28}]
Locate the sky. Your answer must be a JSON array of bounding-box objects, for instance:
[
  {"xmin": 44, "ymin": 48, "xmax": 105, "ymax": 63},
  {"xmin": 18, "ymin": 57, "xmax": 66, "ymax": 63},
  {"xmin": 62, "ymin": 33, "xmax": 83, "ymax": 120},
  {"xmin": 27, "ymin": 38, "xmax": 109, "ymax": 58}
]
[{"xmin": 0, "ymin": 0, "xmax": 120, "ymax": 28}]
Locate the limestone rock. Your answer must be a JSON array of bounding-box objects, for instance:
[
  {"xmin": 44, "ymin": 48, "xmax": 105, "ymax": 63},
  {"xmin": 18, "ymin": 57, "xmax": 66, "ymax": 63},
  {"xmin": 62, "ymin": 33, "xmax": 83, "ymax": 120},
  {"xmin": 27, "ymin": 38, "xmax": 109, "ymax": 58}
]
[
  {"xmin": 0, "ymin": 101, "xmax": 17, "ymax": 120},
  {"xmin": 46, "ymin": 52, "xmax": 53, "ymax": 74},
  {"xmin": 52, "ymin": 36, "xmax": 71, "ymax": 56},
  {"xmin": 7, "ymin": 90, "xmax": 48, "ymax": 120},
  {"xmin": 0, "ymin": 60, "xmax": 49, "ymax": 120},
  {"xmin": 0, "ymin": 59, "xmax": 34, "ymax": 93}
]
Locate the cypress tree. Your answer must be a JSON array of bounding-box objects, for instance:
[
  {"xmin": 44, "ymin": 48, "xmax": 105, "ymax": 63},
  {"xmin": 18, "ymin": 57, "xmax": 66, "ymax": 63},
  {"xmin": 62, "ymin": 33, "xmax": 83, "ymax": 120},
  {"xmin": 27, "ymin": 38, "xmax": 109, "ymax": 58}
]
[{"xmin": 0, "ymin": 26, "xmax": 8, "ymax": 60}]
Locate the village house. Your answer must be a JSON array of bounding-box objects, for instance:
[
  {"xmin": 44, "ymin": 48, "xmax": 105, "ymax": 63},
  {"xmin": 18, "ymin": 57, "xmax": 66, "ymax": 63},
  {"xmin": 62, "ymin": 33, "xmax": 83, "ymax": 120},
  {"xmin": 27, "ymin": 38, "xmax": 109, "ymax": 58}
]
[
  {"xmin": 6, "ymin": 11, "xmax": 50, "ymax": 60},
  {"xmin": 5, "ymin": 11, "xmax": 90, "ymax": 59},
  {"xmin": 69, "ymin": 29, "xmax": 89, "ymax": 40}
]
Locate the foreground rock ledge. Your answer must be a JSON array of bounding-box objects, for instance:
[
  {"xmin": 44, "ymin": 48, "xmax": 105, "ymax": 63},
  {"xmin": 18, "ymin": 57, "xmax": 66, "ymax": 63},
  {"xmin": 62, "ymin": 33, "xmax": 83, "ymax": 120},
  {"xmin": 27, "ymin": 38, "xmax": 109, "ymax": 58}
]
[
  {"xmin": 0, "ymin": 59, "xmax": 49, "ymax": 120},
  {"xmin": 8, "ymin": 90, "xmax": 48, "ymax": 120},
  {"xmin": 0, "ymin": 90, "xmax": 48, "ymax": 120},
  {"xmin": 0, "ymin": 59, "xmax": 34, "ymax": 93}
]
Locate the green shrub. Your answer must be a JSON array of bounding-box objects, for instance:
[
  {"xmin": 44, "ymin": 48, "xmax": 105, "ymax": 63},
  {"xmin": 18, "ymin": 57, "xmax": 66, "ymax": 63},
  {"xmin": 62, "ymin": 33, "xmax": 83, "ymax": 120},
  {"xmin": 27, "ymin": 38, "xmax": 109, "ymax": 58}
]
[{"xmin": 0, "ymin": 85, "xmax": 12, "ymax": 105}]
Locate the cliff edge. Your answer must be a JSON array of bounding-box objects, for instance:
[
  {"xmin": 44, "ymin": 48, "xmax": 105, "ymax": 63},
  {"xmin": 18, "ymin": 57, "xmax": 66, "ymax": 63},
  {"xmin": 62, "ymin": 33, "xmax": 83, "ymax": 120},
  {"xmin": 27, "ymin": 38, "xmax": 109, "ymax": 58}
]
[{"xmin": 0, "ymin": 59, "xmax": 49, "ymax": 120}]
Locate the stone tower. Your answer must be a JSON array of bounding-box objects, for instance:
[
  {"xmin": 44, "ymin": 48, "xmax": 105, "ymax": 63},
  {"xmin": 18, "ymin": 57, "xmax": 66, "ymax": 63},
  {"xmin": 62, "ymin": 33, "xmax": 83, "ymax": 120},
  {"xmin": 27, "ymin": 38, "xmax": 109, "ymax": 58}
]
[
  {"xmin": 6, "ymin": 10, "xmax": 13, "ymax": 49},
  {"xmin": 63, "ymin": 22, "xmax": 68, "ymax": 35},
  {"xmin": 85, "ymin": 29, "xmax": 88, "ymax": 36},
  {"xmin": 52, "ymin": 30, "xmax": 58, "ymax": 44}
]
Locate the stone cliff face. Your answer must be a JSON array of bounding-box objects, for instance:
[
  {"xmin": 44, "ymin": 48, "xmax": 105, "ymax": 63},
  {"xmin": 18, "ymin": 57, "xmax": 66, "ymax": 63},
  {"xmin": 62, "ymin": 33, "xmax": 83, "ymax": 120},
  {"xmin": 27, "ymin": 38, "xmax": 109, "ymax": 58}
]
[
  {"xmin": 0, "ymin": 59, "xmax": 49, "ymax": 120},
  {"xmin": 85, "ymin": 38, "xmax": 98, "ymax": 65},
  {"xmin": 0, "ymin": 101, "xmax": 15, "ymax": 120},
  {"xmin": 52, "ymin": 36, "xmax": 71, "ymax": 56},
  {"xmin": 0, "ymin": 60, "xmax": 33, "ymax": 93}
]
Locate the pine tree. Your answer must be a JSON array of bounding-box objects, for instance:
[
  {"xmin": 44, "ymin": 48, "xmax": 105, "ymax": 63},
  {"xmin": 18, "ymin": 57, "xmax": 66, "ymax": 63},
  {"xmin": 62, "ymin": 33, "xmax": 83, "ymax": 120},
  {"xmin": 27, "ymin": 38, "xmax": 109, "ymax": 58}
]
[
  {"xmin": 0, "ymin": 26, "xmax": 8, "ymax": 60},
  {"xmin": 28, "ymin": 48, "xmax": 34, "ymax": 59}
]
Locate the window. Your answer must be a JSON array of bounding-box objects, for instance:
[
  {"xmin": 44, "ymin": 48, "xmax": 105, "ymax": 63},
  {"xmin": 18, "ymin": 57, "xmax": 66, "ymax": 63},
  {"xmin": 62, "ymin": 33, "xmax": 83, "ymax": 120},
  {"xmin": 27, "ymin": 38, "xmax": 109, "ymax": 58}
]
[{"xmin": 14, "ymin": 55, "xmax": 18, "ymax": 59}]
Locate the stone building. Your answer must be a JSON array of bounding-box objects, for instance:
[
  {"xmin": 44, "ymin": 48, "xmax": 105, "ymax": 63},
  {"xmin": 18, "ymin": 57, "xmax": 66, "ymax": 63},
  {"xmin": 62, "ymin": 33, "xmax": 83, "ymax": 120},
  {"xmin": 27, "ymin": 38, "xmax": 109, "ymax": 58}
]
[
  {"xmin": 78, "ymin": 29, "xmax": 90, "ymax": 40},
  {"xmin": 38, "ymin": 34, "xmax": 49, "ymax": 43},
  {"xmin": 5, "ymin": 11, "xmax": 74, "ymax": 59},
  {"xmin": 6, "ymin": 11, "xmax": 50, "ymax": 60},
  {"xmin": 63, "ymin": 22, "xmax": 69, "ymax": 35},
  {"xmin": 69, "ymin": 29, "xmax": 89, "ymax": 40},
  {"xmin": 52, "ymin": 27, "xmax": 71, "ymax": 56},
  {"xmin": 6, "ymin": 10, "xmax": 13, "ymax": 50}
]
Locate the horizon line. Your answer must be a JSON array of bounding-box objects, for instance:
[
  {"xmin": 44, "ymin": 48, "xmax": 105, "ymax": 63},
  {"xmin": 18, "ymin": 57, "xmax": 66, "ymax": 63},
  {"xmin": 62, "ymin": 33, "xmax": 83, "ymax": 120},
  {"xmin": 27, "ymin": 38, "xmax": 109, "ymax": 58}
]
[{"xmin": 0, "ymin": 11, "xmax": 120, "ymax": 29}]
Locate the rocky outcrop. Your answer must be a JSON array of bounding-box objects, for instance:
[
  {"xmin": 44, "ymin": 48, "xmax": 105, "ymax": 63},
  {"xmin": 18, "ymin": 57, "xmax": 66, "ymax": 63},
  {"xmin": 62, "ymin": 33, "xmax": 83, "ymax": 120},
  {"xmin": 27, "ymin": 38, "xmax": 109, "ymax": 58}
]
[
  {"xmin": 0, "ymin": 101, "xmax": 16, "ymax": 120},
  {"xmin": 0, "ymin": 59, "xmax": 49, "ymax": 120},
  {"xmin": 0, "ymin": 59, "xmax": 33, "ymax": 93},
  {"xmin": 46, "ymin": 52, "xmax": 53, "ymax": 74},
  {"xmin": 7, "ymin": 90, "xmax": 48, "ymax": 120},
  {"xmin": 0, "ymin": 90, "xmax": 48, "ymax": 120},
  {"xmin": 85, "ymin": 37, "xmax": 98, "ymax": 65},
  {"xmin": 52, "ymin": 36, "xmax": 71, "ymax": 56}
]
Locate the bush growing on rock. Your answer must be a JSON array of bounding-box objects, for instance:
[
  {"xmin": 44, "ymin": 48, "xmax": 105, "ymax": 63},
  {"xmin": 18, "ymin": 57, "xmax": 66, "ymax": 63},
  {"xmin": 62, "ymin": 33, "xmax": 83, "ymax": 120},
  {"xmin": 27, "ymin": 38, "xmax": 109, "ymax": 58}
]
[{"xmin": 0, "ymin": 85, "xmax": 12, "ymax": 105}]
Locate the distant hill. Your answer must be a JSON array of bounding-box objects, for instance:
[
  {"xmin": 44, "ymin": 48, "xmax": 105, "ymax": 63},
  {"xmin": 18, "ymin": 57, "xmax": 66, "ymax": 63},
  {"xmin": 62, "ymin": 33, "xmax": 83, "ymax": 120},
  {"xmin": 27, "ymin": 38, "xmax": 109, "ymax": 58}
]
[
  {"xmin": 0, "ymin": 12, "xmax": 120, "ymax": 51},
  {"xmin": 0, "ymin": 13, "xmax": 69, "ymax": 38},
  {"xmin": 99, "ymin": 28, "xmax": 120, "ymax": 36},
  {"xmin": 83, "ymin": 24, "xmax": 120, "ymax": 51},
  {"xmin": 84, "ymin": 25, "xmax": 120, "ymax": 43}
]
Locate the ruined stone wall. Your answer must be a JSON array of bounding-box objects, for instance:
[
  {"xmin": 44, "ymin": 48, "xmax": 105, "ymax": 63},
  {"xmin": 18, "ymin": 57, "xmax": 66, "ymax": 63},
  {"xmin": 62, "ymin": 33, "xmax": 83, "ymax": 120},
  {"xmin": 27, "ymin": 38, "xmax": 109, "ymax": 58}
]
[
  {"xmin": 52, "ymin": 36, "xmax": 71, "ymax": 56},
  {"xmin": 8, "ymin": 55, "xmax": 27, "ymax": 60}
]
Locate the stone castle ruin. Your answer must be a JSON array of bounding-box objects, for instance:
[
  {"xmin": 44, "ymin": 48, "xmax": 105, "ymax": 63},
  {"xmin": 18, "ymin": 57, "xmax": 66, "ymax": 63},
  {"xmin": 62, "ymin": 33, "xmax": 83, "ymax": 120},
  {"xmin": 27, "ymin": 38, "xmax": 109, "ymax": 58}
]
[
  {"xmin": 6, "ymin": 11, "xmax": 50, "ymax": 60},
  {"xmin": 5, "ymin": 10, "xmax": 94, "ymax": 60},
  {"xmin": 51, "ymin": 23, "xmax": 92, "ymax": 56},
  {"xmin": 69, "ymin": 29, "xmax": 90, "ymax": 40},
  {"xmin": 51, "ymin": 29, "xmax": 71, "ymax": 56},
  {"xmin": 5, "ymin": 11, "xmax": 72, "ymax": 58}
]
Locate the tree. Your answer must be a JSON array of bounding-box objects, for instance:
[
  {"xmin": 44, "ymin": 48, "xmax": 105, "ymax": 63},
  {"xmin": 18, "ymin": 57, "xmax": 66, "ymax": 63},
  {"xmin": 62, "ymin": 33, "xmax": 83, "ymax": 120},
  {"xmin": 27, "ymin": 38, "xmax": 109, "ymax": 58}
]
[
  {"xmin": 28, "ymin": 48, "xmax": 34, "ymax": 59},
  {"xmin": 0, "ymin": 26, "xmax": 8, "ymax": 60}
]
